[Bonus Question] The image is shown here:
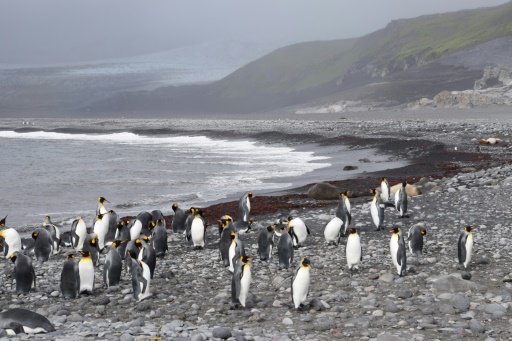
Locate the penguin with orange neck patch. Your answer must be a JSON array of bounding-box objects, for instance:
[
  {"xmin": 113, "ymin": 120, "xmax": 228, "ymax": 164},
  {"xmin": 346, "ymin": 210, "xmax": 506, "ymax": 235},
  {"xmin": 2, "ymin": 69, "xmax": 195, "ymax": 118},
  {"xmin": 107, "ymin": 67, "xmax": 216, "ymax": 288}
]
[{"xmin": 458, "ymin": 225, "xmax": 475, "ymax": 269}]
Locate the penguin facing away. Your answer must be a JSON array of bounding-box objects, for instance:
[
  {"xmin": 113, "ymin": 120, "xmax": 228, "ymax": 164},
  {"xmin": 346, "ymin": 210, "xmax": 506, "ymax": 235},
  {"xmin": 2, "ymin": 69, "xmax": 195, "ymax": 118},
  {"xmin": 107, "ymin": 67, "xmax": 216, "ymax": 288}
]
[
  {"xmin": 32, "ymin": 228, "xmax": 53, "ymax": 262},
  {"xmin": 277, "ymin": 226, "xmax": 294, "ymax": 270},
  {"xmin": 291, "ymin": 258, "xmax": 311, "ymax": 310},
  {"xmin": 60, "ymin": 253, "xmax": 80, "ymax": 299},
  {"xmin": 78, "ymin": 251, "xmax": 95, "ymax": 294},
  {"xmin": 389, "ymin": 227, "xmax": 407, "ymax": 276},
  {"xmin": 458, "ymin": 225, "xmax": 475, "ymax": 269},
  {"xmin": 231, "ymin": 255, "xmax": 253, "ymax": 308},
  {"xmin": 219, "ymin": 219, "xmax": 234, "ymax": 267},
  {"xmin": 381, "ymin": 177, "xmax": 390, "ymax": 201},
  {"xmin": 115, "ymin": 220, "xmax": 131, "ymax": 242},
  {"xmin": 238, "ymin": 191, "xmax": 252, "ymax": 222},
  {"xmin": 130, "ymin": 257, "xmax": 152, "ymax": 301},
  {"xmin": 171, "ymin": 204, "xmax": 186, "ymax": 234},
  {"xmin": 105, "ymin": 210, "xmax": 120, "ymax": 244},
  {"xmin": 70, "ymin": 217, "xmax": 87, "ymax": 251},
  {"xmin": 335, "ymin": 192, "xmax": 351, "ymax": 237},
  {"xmin": 346, "ymin": 228, "xmax": 362, "ymax": 271},
  {"xmin": 0, "ymin": 308, "xmax": 55, "ymax": 335},
  {"xmin": 408, "ymin": 225, "xmax": 427, "ymax": 256},
  {"xmin": 10, "ymin": 251, "xmax": 36, "ymax": 294},
  {"xmin": 0, "ymin": 227, "xmax": 22, "ymax": 258},
  {"xmin": 151, "ymin": 219, "xmax": 168, "ymax": 258},
  {"xmin": 257, "ymin": 225, "xmax": 275, "ymax": 261},
  {"xmin": 323, "ymin": 216, "xmax": 343, "ymax": 245},
  {"xmin": 184, "ymin": 207, "xmax": 196, "ymax": 242},
  {"xmin": 103, "ymin": 241, "xmax": 123, "ymax": 287},
  {"xmin": 395, "ymin": 181, "xmax": 409, "ymax": 218},
  {"xmin": 43, "ymin": 215, "xmax": 60, "ymax": 254}
]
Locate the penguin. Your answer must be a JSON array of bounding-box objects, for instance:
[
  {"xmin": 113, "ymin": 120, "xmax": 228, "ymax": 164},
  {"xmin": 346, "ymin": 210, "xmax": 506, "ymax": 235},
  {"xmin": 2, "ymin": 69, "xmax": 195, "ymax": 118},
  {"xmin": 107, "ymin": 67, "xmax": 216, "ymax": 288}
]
[
  {"xmin": 43, "ymin": 215, "xmax": 60, "ymax": 254},
  {"xmin": 70, "ymin": 217, "xmax": 87, "ymax": 251},
  {"xmin": 130, "ymin": 256, "xmax": 151, "ymax": 301},
  {"xmin": 335, "ymin": 192, "xmax": 351, "ymax": 237},
  {"xmin": 277, "ymin": 226, "xmax": 295, "ymax": 270},
  {"xmin": 380, "ymin": 177, "xmax": 390, "ymax": 201},
  {"xmin": 136, "ymin": 211, "xmax": 153, "ymax": 237},
  {"xmin": 287, "ymin": 216, "xmax": 310, "ymax": 248},
  {"xmin": 184, "ymin": 207, "xmax": 197, "ymax": 242},
  {"xmin": 10, "ymin": 251, "xmax": 36, "ymax": 294},
  {"xmin": 20, "ymin": 237, "xmax": 35, "ymax": 253},
  {"xmin": 238, "ymin": 191, "xmax": 253, "ymax": 222},
  {"xmin": 0, "ymin": 308, "xmax": 55, "ymax": 335},
  {"xmin": 257, "ymin": 225, "xmax": 275, "ymax": 261},
  {"xmin": 171, "ymin": 203, "xmax": 186, "ymax": 234},
  {"xmin": 32, "ymin": 228, "xmax": 53, "ymax": 262},
  {"xmin": 150, "ymin": 209, "xmax": 165, "ymax": 222},
  {"xmin": 96, "ymin": 196, "xmax": 109, "ymax": 215},
  {"xmin": 395, "ymin": 181, "xmax": 409, "ymax": 218},
  {"xmin": 60, "ymin": 234, "xmax": 72, "ymax": 248},
  {"xmin": 228, "ymin": 232, "xmax": 237, "ymax": 272},
  {"xmin": 458, "ymin": 225, "xmax": 475, "ymax": 269},
  {"xmin": 346, "ymin": 228, "xmax": 362, "ymax": 271},
  {"xmin": 323, "ymin": 216, "xmax": 343, "ymax": 245},
  {"xmin": 125, "ymin": 242, "xmax": 140, "ymax": 274},
  {"xmin": 389, "ymin": 227, "xmax": 407, "ymax": 276},
  {"xmin": 60, "ymin": 253, "xmax": 80, "ymax": 299},
  {"xmin": 114, "ymin": 220, "xmax": 131, "ymax": 242},
  {"xmin": 105, "ymin": 210, "xmax": 119, "ymax": 245},
  {"xmin": 0, "ymin": 215, "xmax": 6, "ymax": 227},
  {"xmin": 151, "ymin": 219, "xmax": 168, "ymax": 258},
  {"xmin": 103, "ymin": 241, "xmax": 123, "ymax": 287},
  {"xmin": 78, "ymin": 251, "xmax": 95, "ymax": 294},
  {"xmin": 231, "ymin": 255, "xmax": 253, "ymax": 308},
  {"xmin": 274, "ymin": 217, "xmax": 289, "ymax": 236},
  {"xmin": 136, "ymin": 236, "xmax": 156, "ymax": 279},
  {"xmin": 219, "ymin": 219, "xmax": 235, "ymax": 267},
  {"xmin": 228, "ymin": 231, "xmax": 246, "ymax": 272},
  {"xmin": 408, "ymin": 225, "xmax": 427, "ymax": 256},
  {"xmin": 291, "ymin": 258, "xmax": 311, "ymax": 310},
  {"xmin": 233, "ymin": 219, "xmax": 253, "ymax": 234},
  {"xmin": 370, "ymin": 188, "xmax": 394, "ymax": 231},
  {"xmin": 0, "ymin": 227, "xmax": 22, "ymax": 258},
  {"xmin": 190, "ymin": 212, "xmax": 207, "ymax": 249},
  {"xmin": 218, "ymin": 215, "xmax": 233, "ymax": 236},
  {"xmin": 82, "ymin": 233, "xmax": 100, "ymax": 267},
  {"xmin": 93, "ymin": 213, "xmax": 109, "ymax": 250}
]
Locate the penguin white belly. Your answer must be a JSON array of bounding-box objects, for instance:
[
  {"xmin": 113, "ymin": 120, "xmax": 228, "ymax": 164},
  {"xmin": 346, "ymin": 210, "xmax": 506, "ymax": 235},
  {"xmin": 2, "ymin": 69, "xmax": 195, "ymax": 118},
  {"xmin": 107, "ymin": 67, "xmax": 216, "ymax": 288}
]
[
  {"xmin": 390, "ymin": 235, "xmax": 399, "ymax": 273},
  {"xmin": 291, "ymin": 219, "xmax": 307, "ymax": 244},
  {"xmin": 238, "ymin": 264, "xmax": 251, "ymax": 307},
  {"xmin": 23, "ymin": 326, "xmax": 48, "ymax": 334},
  {"xmin": 464, "ymin": 234, "xmax": 474, "ymax": 268},
  {"xmin": 138, "ymin": 262, "xmax": 151, "ymax": 301},
  {"xmin": 191, "ymin": 220, "xmax": 205, "ymax": 247},
  {"xmin": 394, "ymin": 192, "xmax": 400, "ymax": 210},
  {"xmin": 324, "ymin": 217, "xmax": 343, "ymax": 243},
  {"xmin": 381, "ymin": 185, "xmax": 389, "ymax": 201},
  {"xmin": 75, "ymin": 221, "xmax": 87, "ymax": 250},
  {"xmin": 130, "ymin": 220, "xmax": 142, "ymax": 240},
  {"xmin": 370, "ymin": 201, "xmax": 380, "ymax": 227},
  {"xmin": 99, "ymin": 205, "xmax": 107, "ymax": 215},
  {"xmin": 346, "ymin": 235, "xmax": 361, "ymax": 269},
  {"xmin": 344, "ymin": 197, "xmax": 351, "ymax": 214},
  {"xmin": 246, "ymin": 198, "xmax": 251, "ymax": 218},
  {"xmin": 79, "ymin": 260, "xmax": 94, "ymax": 293},
  {"xmin": 292, "ymin": 268, "xmax": 310, "ymax": 308},
  {"xmin": 228, "ymin": 243, "xmax": 236, "ymax": 272},
  {"xmin": 408, "ymin": 240, "xmax": 413, "ymax": 255},
  {"xmin": 93, "ymin": 220, "xmax": 108, "ymax": 249},
  {"xmin": 3, "ymin": 229, "xmax": 22, "ymax": 258}
]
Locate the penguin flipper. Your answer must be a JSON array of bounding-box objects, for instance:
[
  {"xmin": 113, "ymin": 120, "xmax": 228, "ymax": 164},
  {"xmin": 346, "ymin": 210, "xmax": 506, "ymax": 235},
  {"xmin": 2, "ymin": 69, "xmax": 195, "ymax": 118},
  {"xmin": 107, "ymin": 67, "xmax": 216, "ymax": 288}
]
[
  {"xmin": 360, "ymin": 246, "xmax": 363, "ymax": 261},
  {"xmin": 32, "ymin": 266, "xmax": 37, "ymax": 289},
  {"xmin": 103, "ymin": 260, "xmax": 110, "ymax": 287},
  {"xmin": 458, "ymin": 234, "xmax": 467, "ymax": 265},
  {"xmin": 347, "ymin": 212, "xmax": 352, "ymax": 226},
  {"xmin": 306, "ymin": 225, "xmax": 311, "ymax": 235}
]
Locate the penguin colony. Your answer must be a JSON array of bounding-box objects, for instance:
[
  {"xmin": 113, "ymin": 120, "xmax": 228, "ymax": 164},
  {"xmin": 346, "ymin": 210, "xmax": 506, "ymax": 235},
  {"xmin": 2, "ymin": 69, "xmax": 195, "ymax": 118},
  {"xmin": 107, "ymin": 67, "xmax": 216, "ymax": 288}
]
[{"xmin": 0, "ymin": 181, "xmax": 475, "ymax": 335}]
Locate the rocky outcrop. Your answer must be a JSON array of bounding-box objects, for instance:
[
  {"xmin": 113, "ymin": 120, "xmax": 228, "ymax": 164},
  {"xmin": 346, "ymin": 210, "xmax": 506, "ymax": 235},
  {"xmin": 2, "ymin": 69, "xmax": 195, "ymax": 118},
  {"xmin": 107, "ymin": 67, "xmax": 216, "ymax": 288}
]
[
  {"xmin": 308, "ymin": 183, "xmax": 340, "ymax": 200},
  {"xmin": 474, "ymin": 66, "xmax": 512, "ymax": 90}
]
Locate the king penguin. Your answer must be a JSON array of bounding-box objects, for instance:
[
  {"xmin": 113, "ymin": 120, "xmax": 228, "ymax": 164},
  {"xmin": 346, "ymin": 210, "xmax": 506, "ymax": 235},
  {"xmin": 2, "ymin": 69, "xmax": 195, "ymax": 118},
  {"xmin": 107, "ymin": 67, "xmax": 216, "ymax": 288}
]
[
  {"xmin": 136, "ymin": 211, "xmax": 153, "ymax": 237},
  {"xmin": 291, "ymin": 258, "xmax": 311, "ymax": 310},
  {"xmin": 184, "ymin": 207, "xmax": 196, "ymax": 242},
  {"xmin": 78, "ymin": 251, "xmax": 95, "ymax": 294},
  {"xmin": 408, "ymin": 224, "xmax": 427, "ymax": 256},
  {"xmin": 228, "ymin": 231, "xmax": 237, "ymax": 272},
  {"xmin": 370, "ymin": 189, "xmax": 388, "ymax": 231},
  {"xmin": 93, "ymin": 213, "xmax": 109, "ymax": 251},
  {"xmin": 32, "ymin": 228, "xmax": 53, "ymax": 262},
  {"xmin": 103, "ymin": 240, "xmax": 123, "ymax": 287},
  {"xmin": 60, "ymin": 253, "xmax": 80, "ymax": 299},
  {"xmin": 151, "ymin": 219, "xmax": 168, "ymax": 258},
  {"xmin": 82, "ymin": 233, "xmax": 100, "ymax": 267},
  {"xmin": 231, "ymin": 255, "xmax": 253, "ymax": 308},
  {"xmin": 257, "ymin": 225, "xmax": 275, "ymax": 261},
  {"xmin": 277, "ymin": 226, "xmax": 295, "ymax": 270},
  {"xmin": 0, "ymin": 215, "xmax": 6, "ymax": 227},
  {"xmin": 287, "ymin": 216, "xmax": 310, "ymax": 248},
  {"xmin": 130, "ymin": 256, "xmax": 151, "ymax": 301},
  {"xmin": 96, "ymin": 196, "xmax": 109, "ymax": 215},
  {"xmin": 346, "ymin": 228, "xmax": 362, "ymax": 271},
  {"xmin": 137, "ymin": 236, "xmax": 156, "ymax": 279},
  {"xmin": 389, "ymin": 227, "xmax": 407, "ymax": 276},
  {"xmin": 238, "ymin": 191, "xmax": 253, "ymax": 222},
  {"xmin": 0, "ymin": 227, "xmax": 22, "ymax": 258},
  {"xmin": 381, "ymin": 177, "xmax": 390, "ymax": 201},
  {"xmin": 458, "ymin": 225, "xmax": 475, "ymax": 269},
  {"xmin": 323, "ymin": 216, "xmax": 343, "ymax": 245},
  {"xmin": 190, "ymin": 211, "xmax": 207, "ymax": 249},
  {"xmin": 43, "ymin": 215, "xmax": 60, "ymax": 254},
  {"xmin": 335, "ymin": 192, "xmax": 351, "ymax": 237},
  {"xmin": 219, "ymin": 219, "xmax": 234, "ymax": 267},
  {"xmin": 171, "ymin": 203, "xmax": 186, "ymax": 234},
  {"xmin": 0, "ymin": 308, "xmax": 55, "ymax": 335},
  {"xmin": 10, "ymin": 251, "xmax": 36, "ymax": 294},
  {"xmin": 114, "ymin": 220, "xmax": 131, "ymax": 243},
  {"xmin": 70, "ymin": 217, "xmax": 87, "ymax": 251},
  {"xmin": 395, "ymin": 181, "xmax": 409, "ymax": 218},
  {"xmin": 105, "ymin": 210, "xmax": 119, "ymax": 245}
]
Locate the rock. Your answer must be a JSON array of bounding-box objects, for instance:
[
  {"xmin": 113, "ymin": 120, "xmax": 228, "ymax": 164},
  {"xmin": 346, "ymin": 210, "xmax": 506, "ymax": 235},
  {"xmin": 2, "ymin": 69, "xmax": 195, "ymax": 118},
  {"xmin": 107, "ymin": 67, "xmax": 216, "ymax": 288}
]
[
  {"xmin": 212, "ymin": 327, "xmax": 232, "ymax": 339},
  {"xmin": 308, "ymin": 183, "xmax": 340, "ymax": 200},
  {"xmin": 315, "ymin": 319, "xmax": 336, "ymax": 331},
  {"xmin": 461, "ymin": 271, "xmax": 472, "ymax": 280},
  {"xmin": 451, "ymin": 294, "xmax": 470, "ymax": 311},
  {"xmin": 469, "ymin": 319, "xmax": 486, "ymax": 333},
  {"xmin": 343, "ymin": 166, "xmax": 358, "ymax": 171},
  {"xmin": 397, "ymin": 289, "xmax": 413, "ymax": 299},
  {"xmin": 439, "ymin": 303, "xmax": 455, "ymax": 315},
  {"xmin": 430, "ymin": 275, "xmax": 483, "ymax": 292},
  {"xmin": 282, "ymin": 317, "xmax": 293, "ymax": 325},
  {"xmin": 376, "ymin": 333, "xmax": 406, "ymax": 341},
  {"xmin": 120, "ymin": 334, "xmax": 135, "ymax": 341},
  {"xmin": 478, "ymin": 303, "xmax": 506, "ymax": 315},
  {"xmin": 390, "ymin": 183, "xmax": 421, "ymax": 197},
  {"xmin": 191, "ymin": 334, "xmax": 204, "ymax": 341},
  {"xmin": 379, "ymin": 273, "xmax": 395, "ymax": 283}
]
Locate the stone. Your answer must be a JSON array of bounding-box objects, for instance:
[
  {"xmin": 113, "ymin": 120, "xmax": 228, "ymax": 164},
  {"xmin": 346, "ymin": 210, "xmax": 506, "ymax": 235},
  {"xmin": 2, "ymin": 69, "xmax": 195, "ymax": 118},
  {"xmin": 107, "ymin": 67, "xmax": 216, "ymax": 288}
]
[
  {"xmin": 397, "ymin": 289, "xmax": 413, "ymax": 299},
  {"xmin": 282, "ymin": 317, "xmax": 293, "ymax": 325},
  {"xmin": 307, "ymin": 183, "xmax": 340, "ymax": 200},
  {"xmin": 212, "ymin": 327, "xmax": 232, "ymax": 339},
  {"xmin": 379, "ymin": 273, "xmax": 395, "ymax": 283},
  {"xmin": 390, "ymin": 183, "xmax": 421, "ymax": 197},
  {"xmin": 430, "ymin": 275, "xmax": 483, "ymax": 292},
  {"xmin": 461, "ymin": 271, "xmax": 472, "ymax": 280},
  {"xmin": 376, "ymin": 333, "xmax": 406, "ymax": 341},
  {"xmin": 343, "ymin": 166, "xmax": 358, "ymax": 171},
  {"xmin": 451, "ymin": 294, "xmax": 470, "ymax": 311},
  {"xmin": 469, "ymin": 319, "xmax": 486, "ymax": 333},
  {"xmin": 120, "ymin": 334, "xmax": 135, "ymax": 341}
]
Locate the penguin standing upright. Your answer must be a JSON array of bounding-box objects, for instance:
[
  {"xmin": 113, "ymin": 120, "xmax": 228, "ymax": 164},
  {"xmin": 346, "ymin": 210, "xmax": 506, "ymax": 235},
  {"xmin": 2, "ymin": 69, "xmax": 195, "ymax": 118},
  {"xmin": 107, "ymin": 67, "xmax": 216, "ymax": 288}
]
[
  {"xmin": 291, "ymin": 258, "xmax": 311, "ymax": 310},
  {"xmin": 323, "ymin": 216, "xmax": 343, "ymax": 245},
  {"xmin": 103, "ymin": 241, "xmax": 123, "ymax": 287},
  {"xmin": 287, "ymin": 216, "xmax": 310, "ymax": 248},
  {"xmin": 32, "ymin": 228, "xmax": 53, "ymax": 262},
  {"xmin": 335, "ymin": 192, "xmax": 352, "ymax": 237},
  {"xmin": 70, "ymin": 217, "xmax": 87, "ymax": 251},
  {"xmin": 60, "ymin": 254, "xmax": 80, "ymax": 299},
  {"xmin": 228, "ymin": 232, "xmax": 237, "ymax": 272},
  {"xmin": 190, "ymin": 211, "xmax": 207, "ymax": 249},
  {"xmin": 93, "ymin": 213, "xmax": 109, "ymax": 250},
  {"xmin": 184, "ymin": 207, "xmax": 196, "ymax": 242},
  {"xmin": 219, "ymin": 219, "xmax": 234, "ymax": 267},
  {"xmin": 381, "ymin": 177, "xmax": 390, "ymax": 201},
  {"xmin": 78, "ymin": 251, "xmax": 95, "ymax": 294},
  {"xmin": 389, "ymin": 227, "xmax": 407, "ymax": 276},
  {"xmin": 408, "ymin": 225, "xmax": 427, "ymax": 256},
  {"xmin": 115, "ymin": 220, "xmax": 131, "ymax": 243},
  {"xmin": 238, "ymin": 191, "xmax": 253, "ymax": 222},
  {"xmin": 231, "ymin": 255, "xmax": 253, "ymax": 308},
  {"xmin": 0, "ymin": 227, "xmax": 22, "ymax": 258},
  {"xmin": 82, "ymin": 234, "xmax": 100, "ymax": 267},
  {"xmin": 105, "ymin": 210, "xmax": 119, "ymax": 245},
  {"xmin": 43, "ymin": 216, "xmax": 60, "ymax": 254},
  {"xmin": 0, "ymin": 308, "xmax": 55, "ymax": 335},
  {"xmin": 96, "ymin": 197, "xmax": 109, "ymax": 215},
  {"xmin": 371, "ymin": 189, "xmax": 394, "ymax": 231},
  {"xmin": 277, "ymin": 226, "xmax": 295, "ymax": 270},
  {"xmin": 150, "ymin": 209, "xmax": 165, "ymax": 222},
  {"xmin": 458, "ymin": 225, "xmax": 475, "ymax": 269},
  {"xmin": 151, "ymin": 219, "xmax": 168, "ymax": 258},
  {"xmin": 171, "ymin": 204, "xmax": 186, "ymax": 234},
  {"xmin": 136, "ymin": 212, "xmax": 153, "ymax": 237},
  {"xmin": 137, "ymin": 236, "xmax": 156, "ymax": 279},
  {"xmin": 10, "ymin": 252, "xmax": 36, "ymax": 294},
  {"xmin": 346, "ymin": 229, "xmax": 362, "ymax": 271},
  {"xmin": 130, "ymin": 256, "xmax": 151, "ymax": 301},
  {"xmin": 257, "ymin": 225, "xmax": 275, "ymax": 261},
  {"xmin": 395, "ymin": 181, "xmax": 409, "ymax": 218}
]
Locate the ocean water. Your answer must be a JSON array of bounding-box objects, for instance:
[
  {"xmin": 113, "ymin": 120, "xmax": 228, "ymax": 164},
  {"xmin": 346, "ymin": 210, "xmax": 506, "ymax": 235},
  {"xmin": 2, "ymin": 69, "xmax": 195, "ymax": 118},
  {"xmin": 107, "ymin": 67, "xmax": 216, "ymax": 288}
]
[{"xmin": 0, "ymin": 130, "xmax": 331, "ymax": 230}]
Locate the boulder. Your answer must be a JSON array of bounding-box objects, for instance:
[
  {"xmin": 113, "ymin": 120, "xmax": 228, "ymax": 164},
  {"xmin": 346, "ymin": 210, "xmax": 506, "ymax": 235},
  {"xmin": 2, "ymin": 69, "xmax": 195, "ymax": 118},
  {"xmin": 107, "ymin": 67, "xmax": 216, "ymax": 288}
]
[
  {"xmin": 430, "ymin": 274, "xmax": 485, "ymax": 292},
  {"xmin": 343, "ymin": 165, "xmax": 358, "ymax": 171},
  {"xmin": 389, "ymin": 183, "xmax": 421, "ymax": 197},
  {"xmin": 308, "ymin": 183, "xmax": 340, "ymax": 200}
]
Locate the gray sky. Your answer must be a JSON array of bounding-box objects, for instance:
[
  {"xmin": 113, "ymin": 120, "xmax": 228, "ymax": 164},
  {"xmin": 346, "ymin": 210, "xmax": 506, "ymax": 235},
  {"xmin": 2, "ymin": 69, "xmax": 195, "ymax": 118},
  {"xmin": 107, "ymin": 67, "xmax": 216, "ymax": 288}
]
[{"xmin": 0, "ymin": 0, "xmax": 509, "ymax": 64}]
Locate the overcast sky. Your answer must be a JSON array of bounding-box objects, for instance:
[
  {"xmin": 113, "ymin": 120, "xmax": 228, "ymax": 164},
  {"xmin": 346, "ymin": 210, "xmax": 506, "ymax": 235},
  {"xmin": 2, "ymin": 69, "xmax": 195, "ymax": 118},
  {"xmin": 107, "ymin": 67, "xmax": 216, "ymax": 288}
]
[{"xmin": 0, "ymin": 0, "xmax": 509, "ymax": 64}]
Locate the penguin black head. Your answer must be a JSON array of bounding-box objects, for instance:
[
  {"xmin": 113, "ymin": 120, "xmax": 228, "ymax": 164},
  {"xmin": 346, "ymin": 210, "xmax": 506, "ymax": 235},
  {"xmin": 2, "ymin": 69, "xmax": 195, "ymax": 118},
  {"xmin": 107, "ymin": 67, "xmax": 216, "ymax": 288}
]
[
  {"xmin": 266, "ymin": 225, "xmax": 274, "ymax": 232},
  {"xmin": 158, "ymin": 219, "xmax": 165, "ymax": 224},
  {"xmin": 90, "ymin": 238, "xmax": 97, "ymax": 246},
  {"xmin": 239, "ymin": 255, "xmax": 253, "ymax": 263},
  {"xmin": 402, "ymin": 180, "xmax": 407, "ymax": 187},
  {"xmin": 188, "ymin": 207, "xmax": 196, "ymax": 215},
  {"xmin": 128, "ymin": 250, "xmax": 137, "ymax": 259},
  {"xmin": 248, "ymin": 192, "xmax": 253, "ymax": 198},
  {"xmin": 348, "ymin": 228, "xmax": 358, "ymax": 235},
  {"xmin": 279, "ymin": 227, "xmax": 287, "ymax": 234},
  {"xmin": 390, "ymin": 227, "xmax": 401, "ymax": 234},
  {"xmin": 98, "ymin": 197, "xmax": 108, "ymax": 203},
  {"xmin": 111, "ymin": 240, "xmax": 122, "ymax": 248},
  {"xmin": 463, "ymin": 225, "xmax": 475, "ymax": 233},
  {"xmin": 9, "ymin": 253, "xmax": 17, "ymax": 263},
  {"xmin": 172, "ymin": 203, "xmax": 178, "ymax": 212},
  {"xmin": 0, "ymin": 215, "xmax": 6, "ymax": 227},
  {"xmin": 117, "ymin": 221, "xmax": 125, "ymax": 230},
  {"xmin": 371, "ymin": 188, "xmax": 379, "ymax": 195},
  {"xmin": 80, "ymin": 251, "xmax": 91, "ymax": 257},
  {"xmin": 142, "ymin": 235, "xmax": 150, "ymax": 243},
  {"xmin": 149, "ymin": 222, "xmax": 156, "ymax": 230},
  {"xmin": 301, "ymin": 258, "xmax": 311, "ymax": 267},
  {"xmin": 66, "ymin": 253, "xmax": 76, "ymax": 259},
  {"xmin": 126, "ymin": 220, "xmax": 131, "ymax": 225},
  {"xmin": 96, "ymin": 214, "xmax": 105, "ymax": 219},
  {"xmin": 230, "ymin": 232, "xmax": 236, "ymax": 240},
  {"xmin": 32, "ymin": 232, "xmax": 39, "ymax": 239},
  {"xmin": 196, "ymin": 209, "xmax": 204, "ymax": 216},
  {"xmin": 340, "ymin": 192, "xmax": 346, "ymax": 198},
  {"xmin": 287, "ymin": 216, "xmax": 294, "ymax": 222},
  {"xmin": 382, "ymin": 177, "xmax": 387, "ymax": 182},
  {"xmin": 108, "ymin": 210, "xmax": 115, "ymax": 214},
  {"xmin": 420, "ymin": 228, "xmax": 427, "ymax": 235},
  {"xmin": 135, "ymin": 239, "xmax": 143, "ymax": 249}
]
